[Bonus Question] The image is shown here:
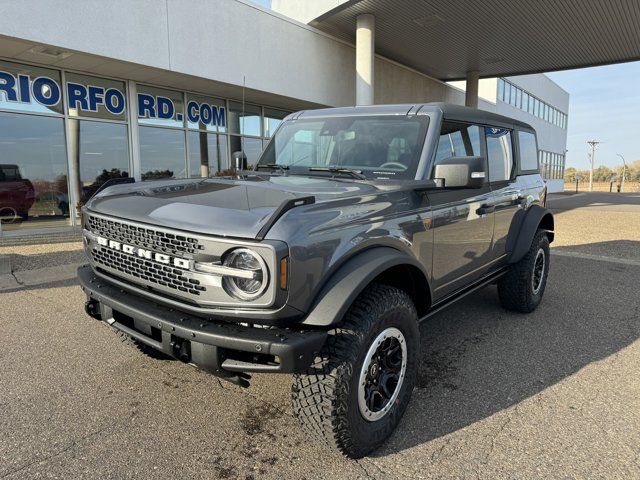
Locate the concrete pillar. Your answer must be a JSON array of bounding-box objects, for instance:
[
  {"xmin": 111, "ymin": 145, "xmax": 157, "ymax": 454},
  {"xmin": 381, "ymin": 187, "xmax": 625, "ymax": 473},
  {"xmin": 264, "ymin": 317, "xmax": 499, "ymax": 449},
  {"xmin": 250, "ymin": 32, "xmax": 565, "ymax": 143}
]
[
  {"xmin": 127, "ymin": 80, "xmax": 142, "ymax": 181},
  {"xmin": 356, "ymin": 14, "xmax": 375, "ymax": 106},
  {"xmin": 67, "ymin": 119, "xmax": 82, "ymax": 224},
  {"xmin": 465, "ymin": 71, "xmax": 480, "ymax": 108}
]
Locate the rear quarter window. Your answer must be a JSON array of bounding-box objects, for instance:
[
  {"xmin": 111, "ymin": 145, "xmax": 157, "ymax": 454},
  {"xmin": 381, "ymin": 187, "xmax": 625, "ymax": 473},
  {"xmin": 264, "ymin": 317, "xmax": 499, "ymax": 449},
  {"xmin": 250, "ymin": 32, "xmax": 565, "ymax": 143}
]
[
  {"xmin": 485, "ymin": 128, "xmax": 513, "ymax": 182},
  {"xmin": 518, "ymin": 131, "xmax": 539, "ymax": 171}
]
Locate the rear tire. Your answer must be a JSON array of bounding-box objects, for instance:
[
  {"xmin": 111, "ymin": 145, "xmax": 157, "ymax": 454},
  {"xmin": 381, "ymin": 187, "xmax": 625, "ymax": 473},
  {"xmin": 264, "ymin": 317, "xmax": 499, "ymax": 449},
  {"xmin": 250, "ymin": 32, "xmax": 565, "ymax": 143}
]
[
  {"xmin": 498, "ymin": 229, "xmax": 550, "ymax": 313},
  {"xmin": 291, "ymin": 284, "xmax": 419, "ymax": 458}
]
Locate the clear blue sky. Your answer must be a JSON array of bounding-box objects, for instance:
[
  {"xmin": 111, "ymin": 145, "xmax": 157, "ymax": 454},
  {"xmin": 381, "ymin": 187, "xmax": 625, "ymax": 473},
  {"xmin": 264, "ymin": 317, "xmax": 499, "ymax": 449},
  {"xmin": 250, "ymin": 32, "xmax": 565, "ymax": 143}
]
[
  {"xmin": 250, "ymin": 1, "xmax": 639, "ymax": 170},
  {"xmin": 547, "ymin": 61, "xmax": 640, "ymax": 170},
  {"xmin": 249, "ymin": 0, "xmax": 271, "ymax": 8}
]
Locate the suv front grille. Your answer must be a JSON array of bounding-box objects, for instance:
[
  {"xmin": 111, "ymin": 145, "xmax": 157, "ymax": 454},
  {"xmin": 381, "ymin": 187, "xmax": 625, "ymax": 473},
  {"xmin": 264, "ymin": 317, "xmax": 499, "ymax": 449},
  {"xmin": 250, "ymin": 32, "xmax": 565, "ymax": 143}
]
[
  {"xmin": 84, "ymin": 212, "xmax": 278, "ymax": 308},
  {"xmin": 87, "ymin": 215, "xmax": 204, "ymax": 256},
  {"xmin": 92, "ymin": 247, "xmax": 205, "ymax": 296},
  {"xmin": 86, "ymin": 214, "xmax": 207, "ymax": 297}
]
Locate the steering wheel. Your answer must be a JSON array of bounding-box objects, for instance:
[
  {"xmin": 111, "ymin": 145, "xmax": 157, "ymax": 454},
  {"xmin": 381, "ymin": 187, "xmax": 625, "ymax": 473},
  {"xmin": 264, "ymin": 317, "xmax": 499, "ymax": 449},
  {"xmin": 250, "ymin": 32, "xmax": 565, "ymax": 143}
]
[{"xmin": 378, "ymin": 162, "xmax": 407, "ymax": 171}]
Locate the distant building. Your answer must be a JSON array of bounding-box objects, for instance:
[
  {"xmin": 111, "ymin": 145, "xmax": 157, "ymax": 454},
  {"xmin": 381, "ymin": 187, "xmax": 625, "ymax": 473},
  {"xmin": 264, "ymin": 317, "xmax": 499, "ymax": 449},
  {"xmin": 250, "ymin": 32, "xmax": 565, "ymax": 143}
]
[{"xmin": 449, "ymin": 75, "xmax": 569, "ymax": 194}]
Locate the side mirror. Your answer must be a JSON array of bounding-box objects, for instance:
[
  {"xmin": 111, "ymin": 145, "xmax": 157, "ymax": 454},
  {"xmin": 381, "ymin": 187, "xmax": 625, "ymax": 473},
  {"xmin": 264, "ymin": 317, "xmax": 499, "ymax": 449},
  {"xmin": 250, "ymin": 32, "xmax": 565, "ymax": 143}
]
[
  {"xmin": 433, "ymin": 156, "xmax": 487, "ymax": 189},
  {"xmin": 232, "ymin": 151, "xmax": 247, "ymax": 171}
]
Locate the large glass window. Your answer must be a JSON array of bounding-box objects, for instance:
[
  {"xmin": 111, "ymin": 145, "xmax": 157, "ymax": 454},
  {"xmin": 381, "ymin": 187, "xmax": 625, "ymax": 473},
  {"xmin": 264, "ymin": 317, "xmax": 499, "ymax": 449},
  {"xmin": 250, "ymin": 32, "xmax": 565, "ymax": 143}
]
[
  {"xmin": 66, "ymin": 73, "xmax": 127, "ymax": 121},
  {"xmin": 228, "ymin": 102, "xmax": 261, "ymax": 136},
  {"xmin": 264, "ymin": 108, "xmax": 288, "ymax": 138},
  {"xmin": 0, "ymin": 60, "xmax": 63, "ymax": 115},
  {"xmin": 0, "ymin": 111, "xmax": 68, "ymax": 230},
  {"xmin": 139, "ymin": 126, "xmax": 186, "ymax": 180},
  {"xmin": 186, "ymin": 93, "xmax": 226, "ymax": 133},
  {"xmin": 68, "ymin": 120, "xmax": 130, "ymax": 202},
  {"xmin": 187, "ymin": 131, "xmax": 228, "ymax": 177},
  {"xmin": 230, "ymin": 136, "xmax": 263, "ymax": 169},
  {"xmin": 138, "ymin": 85, "xmax": 184, "ymax": 128},
  {"xmin": 518, "ymin": 131, "xmax": 538, "ymax": 171},
  {"xmin": 485, "ymin": 128, "xmax": 513, "ymax": 182},
  {"xmin": 497, "ymin": 79, "xmax": 505, "ymax": 102}
]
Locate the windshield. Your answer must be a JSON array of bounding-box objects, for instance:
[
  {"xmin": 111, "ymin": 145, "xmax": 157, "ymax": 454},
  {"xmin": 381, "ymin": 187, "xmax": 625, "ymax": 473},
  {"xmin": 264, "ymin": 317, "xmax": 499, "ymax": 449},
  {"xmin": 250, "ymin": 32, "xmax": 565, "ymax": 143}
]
[
  {"xmin": 257, "ymin": 115, "xmax": 429, "ymax": 179},
  {"xmin": 0, "ymin": 165, "xmax": 22, "ymax": 181}
]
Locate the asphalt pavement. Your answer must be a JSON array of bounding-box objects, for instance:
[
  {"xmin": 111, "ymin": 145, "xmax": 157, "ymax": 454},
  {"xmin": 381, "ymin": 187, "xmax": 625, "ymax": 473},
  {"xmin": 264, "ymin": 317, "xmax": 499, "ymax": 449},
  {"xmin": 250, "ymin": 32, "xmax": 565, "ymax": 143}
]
[{"xmin": 1, "ymin": 192, "xmax": 639, "ymax": 479}]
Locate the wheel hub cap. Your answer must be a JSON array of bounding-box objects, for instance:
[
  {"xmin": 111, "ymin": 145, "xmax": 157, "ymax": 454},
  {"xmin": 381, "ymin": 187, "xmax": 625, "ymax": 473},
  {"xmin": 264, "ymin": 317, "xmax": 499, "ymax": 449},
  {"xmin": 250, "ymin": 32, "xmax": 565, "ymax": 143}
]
[
  {"xmin": 358, "ymin": 327, "xmax": 407, "ymax": 422},
  {"xmin": 532, "ymin": 248, "xmax": 546, "ymax": 295}
]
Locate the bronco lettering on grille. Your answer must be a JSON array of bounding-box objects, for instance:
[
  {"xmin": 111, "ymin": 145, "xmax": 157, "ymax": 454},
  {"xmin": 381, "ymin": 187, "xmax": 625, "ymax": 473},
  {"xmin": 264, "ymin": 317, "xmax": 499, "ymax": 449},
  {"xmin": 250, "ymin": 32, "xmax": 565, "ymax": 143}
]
[{"xmin": 96, "ymin": 235, "xmax": 190, "ymax": 269}]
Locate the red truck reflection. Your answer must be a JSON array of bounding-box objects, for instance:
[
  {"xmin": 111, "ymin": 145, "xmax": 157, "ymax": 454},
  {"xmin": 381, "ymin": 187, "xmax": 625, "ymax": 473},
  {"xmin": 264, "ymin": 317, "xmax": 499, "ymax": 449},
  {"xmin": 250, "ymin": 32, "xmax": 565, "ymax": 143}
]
[{"xmin": 0, "ymin": 164, "xmax": 36, "ymax": 221}]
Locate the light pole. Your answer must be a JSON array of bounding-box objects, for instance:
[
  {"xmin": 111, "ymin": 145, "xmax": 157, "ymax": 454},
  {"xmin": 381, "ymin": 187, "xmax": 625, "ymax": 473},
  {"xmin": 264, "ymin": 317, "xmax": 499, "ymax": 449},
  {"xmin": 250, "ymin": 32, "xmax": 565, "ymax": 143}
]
[
  {"xmin": 616, "ymin": 153, "xmax": 627, "ymax": 192},
  {"xmin": 587, "ymin": 140, "xmax": 600, "ymax": 192}
]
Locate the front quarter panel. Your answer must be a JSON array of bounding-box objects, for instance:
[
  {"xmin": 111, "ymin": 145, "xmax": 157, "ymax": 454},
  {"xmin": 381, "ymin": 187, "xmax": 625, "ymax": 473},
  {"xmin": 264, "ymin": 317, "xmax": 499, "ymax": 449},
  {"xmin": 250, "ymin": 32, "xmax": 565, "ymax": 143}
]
[{"xmin": 266, "ymin": 188, "xmax": 434, "ymax": 315}]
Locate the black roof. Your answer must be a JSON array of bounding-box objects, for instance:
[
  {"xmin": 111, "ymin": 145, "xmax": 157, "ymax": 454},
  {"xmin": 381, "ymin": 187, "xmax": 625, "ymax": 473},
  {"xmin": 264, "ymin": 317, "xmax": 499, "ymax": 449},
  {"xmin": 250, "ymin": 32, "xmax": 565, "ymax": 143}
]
[{"xmin": 294, "ymin": 102, "xmax": 534, "ymax": 131}]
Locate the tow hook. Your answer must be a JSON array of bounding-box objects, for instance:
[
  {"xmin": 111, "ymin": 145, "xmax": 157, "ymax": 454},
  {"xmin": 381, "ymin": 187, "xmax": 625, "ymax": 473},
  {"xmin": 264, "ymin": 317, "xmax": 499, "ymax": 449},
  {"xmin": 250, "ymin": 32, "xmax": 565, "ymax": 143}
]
[
  {"xmin": 171, "ymin": 339, "xmax": 191, "ymax": 363},
  {"xmin": 84, "ymin": 299, "xmax": 102, "ymax": 320}
]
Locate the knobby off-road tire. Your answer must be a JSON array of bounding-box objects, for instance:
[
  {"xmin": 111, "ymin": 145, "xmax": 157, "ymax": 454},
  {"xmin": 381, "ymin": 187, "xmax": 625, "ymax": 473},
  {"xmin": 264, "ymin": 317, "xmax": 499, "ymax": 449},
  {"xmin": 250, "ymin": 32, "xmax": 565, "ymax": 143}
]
[
  {"xmin": 291, "ymin": 284, "xmax": 419, "ymax": 458},
  {"xmin": 498, "ymin": 229, "xmax": 550, "ymax": 313},
  {"xmin": 113, "ymin": 329, "xmax": 172, "ymax": 360}
]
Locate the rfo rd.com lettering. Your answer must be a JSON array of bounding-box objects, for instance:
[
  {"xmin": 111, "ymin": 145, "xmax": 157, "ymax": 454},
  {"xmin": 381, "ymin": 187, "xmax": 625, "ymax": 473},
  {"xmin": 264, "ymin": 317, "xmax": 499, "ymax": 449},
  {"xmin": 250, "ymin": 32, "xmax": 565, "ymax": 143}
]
[{"xmin": 0, "ymin": 71, "xmax": 226, "ymax": 127}]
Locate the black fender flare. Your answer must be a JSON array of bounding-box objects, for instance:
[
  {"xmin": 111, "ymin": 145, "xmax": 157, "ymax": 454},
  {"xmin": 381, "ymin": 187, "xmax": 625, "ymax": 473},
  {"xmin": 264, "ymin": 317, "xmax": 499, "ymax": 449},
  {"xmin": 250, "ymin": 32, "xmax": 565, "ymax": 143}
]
[
  {"xmin": 301, "ymin": 247, "xmax": 430, "ymax": 327},
  {"xmin": 506, "ymin": 205, "xmax": 554, "ymax": 264}
]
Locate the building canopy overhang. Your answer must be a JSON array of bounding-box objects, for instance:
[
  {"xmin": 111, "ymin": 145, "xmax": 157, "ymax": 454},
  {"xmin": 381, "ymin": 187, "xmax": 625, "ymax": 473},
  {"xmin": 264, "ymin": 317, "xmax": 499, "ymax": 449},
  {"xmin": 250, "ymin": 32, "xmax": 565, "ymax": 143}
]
[{"xmin": 310, "ymin": 0, "xmax": 640, "ymax": 80}]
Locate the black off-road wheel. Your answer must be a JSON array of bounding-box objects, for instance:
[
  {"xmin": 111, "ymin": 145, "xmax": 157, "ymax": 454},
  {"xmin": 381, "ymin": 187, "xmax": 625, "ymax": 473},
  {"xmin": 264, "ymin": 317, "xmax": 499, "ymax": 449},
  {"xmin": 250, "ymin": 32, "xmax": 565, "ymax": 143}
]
[
  {"xmin": 113, "ymin": 330, "xmax": 172, "ymax": 360},
  {"xmin": 291, "ymin": 284, "xmax": 419, "ymax": 458},
  {"xmin": 498, "ymin": 229, "xmax": 550, "ymax": 313}
]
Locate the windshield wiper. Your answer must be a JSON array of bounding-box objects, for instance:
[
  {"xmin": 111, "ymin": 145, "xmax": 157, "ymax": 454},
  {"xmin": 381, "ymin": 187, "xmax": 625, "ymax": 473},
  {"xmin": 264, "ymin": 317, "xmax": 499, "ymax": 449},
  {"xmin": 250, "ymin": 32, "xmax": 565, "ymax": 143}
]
[
  {"xmin": 308, "ymin": 167, "xmax": 366, "ymax": 180},
  {"xmin": 255, "ymin": 163, "xmax": 290, "ymax": 173}
]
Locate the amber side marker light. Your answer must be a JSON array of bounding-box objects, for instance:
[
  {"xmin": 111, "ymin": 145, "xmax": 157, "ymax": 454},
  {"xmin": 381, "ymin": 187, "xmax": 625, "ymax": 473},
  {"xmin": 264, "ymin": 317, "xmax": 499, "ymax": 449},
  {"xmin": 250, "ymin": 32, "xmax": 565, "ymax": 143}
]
[{"xmin": 280, "ymin": 257, "xmax": 289, "ymax": 290}]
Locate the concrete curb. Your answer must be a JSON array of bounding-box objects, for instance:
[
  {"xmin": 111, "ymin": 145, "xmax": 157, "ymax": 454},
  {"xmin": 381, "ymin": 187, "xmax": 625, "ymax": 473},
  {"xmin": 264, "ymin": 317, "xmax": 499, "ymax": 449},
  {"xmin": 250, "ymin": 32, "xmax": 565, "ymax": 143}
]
[{"xmin": 0, "ymin": 263, "xmax": 81, "ymax": 292}]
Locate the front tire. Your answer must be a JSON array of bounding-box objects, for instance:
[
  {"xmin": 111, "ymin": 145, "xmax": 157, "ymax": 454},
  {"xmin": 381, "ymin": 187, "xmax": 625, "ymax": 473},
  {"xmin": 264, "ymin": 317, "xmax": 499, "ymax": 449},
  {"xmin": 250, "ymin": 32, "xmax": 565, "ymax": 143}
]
[
  {"xmin": 498, "ymin": 229, "xmax": 550, "ymax": 313},
  {"xmin": 291, "ymin": 284, "xmax": 419, "ymax": 458}
]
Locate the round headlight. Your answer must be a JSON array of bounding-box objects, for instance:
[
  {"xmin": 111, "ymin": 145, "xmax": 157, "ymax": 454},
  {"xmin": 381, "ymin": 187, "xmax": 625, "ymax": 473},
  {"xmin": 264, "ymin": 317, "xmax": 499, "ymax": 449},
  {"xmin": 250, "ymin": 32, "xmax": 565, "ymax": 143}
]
[{"xmin": 222, "ymin": 248, "xmax": 269, "ymax": 300}]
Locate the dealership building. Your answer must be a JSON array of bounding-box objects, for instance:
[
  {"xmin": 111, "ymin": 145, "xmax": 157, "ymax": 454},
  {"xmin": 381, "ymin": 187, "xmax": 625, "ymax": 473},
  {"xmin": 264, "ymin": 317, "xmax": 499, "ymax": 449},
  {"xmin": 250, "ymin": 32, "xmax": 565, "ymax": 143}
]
[{"xmin": 0, "ymin": 0, "xmax": 637, "ymax": 238}]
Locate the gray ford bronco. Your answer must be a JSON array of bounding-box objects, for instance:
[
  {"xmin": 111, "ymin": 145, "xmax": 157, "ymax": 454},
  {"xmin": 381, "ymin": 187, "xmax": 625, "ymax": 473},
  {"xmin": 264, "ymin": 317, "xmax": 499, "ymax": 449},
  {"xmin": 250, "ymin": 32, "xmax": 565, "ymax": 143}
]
[{"xmin": 79, "ymin": 103, "xmax": 554, "ymax": 458}]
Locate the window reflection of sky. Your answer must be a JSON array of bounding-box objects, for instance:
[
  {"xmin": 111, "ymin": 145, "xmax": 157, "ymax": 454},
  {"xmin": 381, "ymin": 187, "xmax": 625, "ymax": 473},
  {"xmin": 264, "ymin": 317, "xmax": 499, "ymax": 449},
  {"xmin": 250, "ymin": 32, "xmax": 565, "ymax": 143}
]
[
  {"xmin": 139, "ymin": 126, "xmax": 187, "ymax": 180},
  {"xmin": 0, "ymin": 112, "xmax": 67, "ymax": 183},
  {"xmin": 68, "ymin": 120, "xmax": 129, "ymax": 188},
  {"xmin": 0, "ymin": 60, "xmax": 63, "ymax": 116},
  {"xmin": 0, "ymin": 111, "xmax": 69, "ymax": 224}
]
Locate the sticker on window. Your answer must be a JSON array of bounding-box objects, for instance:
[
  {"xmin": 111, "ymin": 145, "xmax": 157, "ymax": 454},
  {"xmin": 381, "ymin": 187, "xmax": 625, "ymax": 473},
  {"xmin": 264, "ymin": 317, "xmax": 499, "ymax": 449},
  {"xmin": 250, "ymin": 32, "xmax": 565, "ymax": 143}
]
[{"xmin": 485, "ymin": 127, "xmax": 510, "ymax": 137}]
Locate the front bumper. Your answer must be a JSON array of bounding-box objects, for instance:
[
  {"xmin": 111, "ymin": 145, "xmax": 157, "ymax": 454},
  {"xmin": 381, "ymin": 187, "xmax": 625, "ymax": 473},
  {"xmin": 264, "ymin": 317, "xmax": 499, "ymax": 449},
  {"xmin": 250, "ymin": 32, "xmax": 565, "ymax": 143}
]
[{"xmin": 78, "ymin": 265, "xmax": 327, "ymax": 377}]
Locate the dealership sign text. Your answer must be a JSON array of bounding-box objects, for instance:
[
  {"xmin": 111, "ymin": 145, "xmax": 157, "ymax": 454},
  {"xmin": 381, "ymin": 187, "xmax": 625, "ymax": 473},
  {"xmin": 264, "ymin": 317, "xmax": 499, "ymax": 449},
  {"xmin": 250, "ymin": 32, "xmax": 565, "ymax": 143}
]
[{"xmin": 0, "ymin": 70, "xmax": 225, "ymax": 127}]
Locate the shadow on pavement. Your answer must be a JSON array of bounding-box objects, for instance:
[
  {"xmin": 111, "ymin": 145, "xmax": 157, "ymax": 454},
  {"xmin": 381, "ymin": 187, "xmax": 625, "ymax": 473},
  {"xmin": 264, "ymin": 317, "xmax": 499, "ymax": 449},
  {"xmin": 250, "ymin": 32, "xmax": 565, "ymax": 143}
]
[
  {"xmin": 375, "ymin": 239, "xmax": 640, "ymax": 456},
  {"xmin": 552, "ymin": 240, "xmax": 640, "ymax": 262},
  {"xmin": 547, "ymin": 191, "xmax": 640, "ymax": 213}
]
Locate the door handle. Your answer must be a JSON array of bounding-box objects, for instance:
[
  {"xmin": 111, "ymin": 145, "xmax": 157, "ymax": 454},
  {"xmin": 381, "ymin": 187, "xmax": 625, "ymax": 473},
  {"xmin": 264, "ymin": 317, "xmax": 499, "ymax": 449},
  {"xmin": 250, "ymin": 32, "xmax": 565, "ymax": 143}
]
[{"xmin": 476, "ymin": 205, "xmax": 495, "ymax": 215}]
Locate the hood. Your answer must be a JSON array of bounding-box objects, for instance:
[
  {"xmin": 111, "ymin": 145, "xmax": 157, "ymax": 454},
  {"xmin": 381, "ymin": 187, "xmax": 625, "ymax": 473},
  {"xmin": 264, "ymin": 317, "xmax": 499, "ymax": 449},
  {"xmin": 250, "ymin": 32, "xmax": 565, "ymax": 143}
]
[{"xmin": 85, "ymin": 175, "xmax": 382, "ymax": 238}]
